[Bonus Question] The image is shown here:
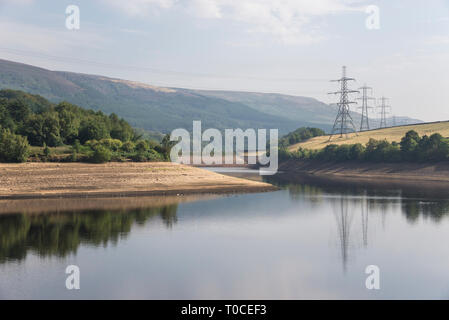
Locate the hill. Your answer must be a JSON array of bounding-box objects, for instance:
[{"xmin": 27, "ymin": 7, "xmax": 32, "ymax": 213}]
[
  {"xmin": 288, "ymin": 121, "xmax": 449, "ymax": 151},
  {"xmin": 0, "ymin": 59, "xmax": 421, "ymax": 135}
]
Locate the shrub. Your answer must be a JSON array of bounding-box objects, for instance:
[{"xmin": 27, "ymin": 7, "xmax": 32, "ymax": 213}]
[
  {"xmin": 43, "ymin": 143, "xmax": 51, "ymax": 158},
  {"xmin": 131, "ymin": 149, "xmax": 164, "ymax": 162},
  {"xmin": 135, "ymin": 140, "xmax": 149, "ymax": 152},
  {"xmin": 350, "ymin": 143, "xmax": 365, "ymax": 160},
  {"xmin": 98, "ymin": 138, "xmax": 123, "ymax": 151},
  {"xmin": 0, "ymin": 129, "xmax": 30, "ymax": 162},
  {"xmin": 90, "ymin": 145, "xmax": 112, "ymax": 163},
  {"xmin": 121, "ymin": 141, "xmax": 135, "ymax": 152},
  {"xmin": 72, "ymin": 139, "xmax": 81, "ymax": 153},
  {"xmin": 85, "ymin": 139, "xmax": 99, "ymax": 148}
]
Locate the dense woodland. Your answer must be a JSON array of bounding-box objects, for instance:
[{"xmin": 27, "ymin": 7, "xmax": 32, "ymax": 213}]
[
  {"xmin": 0, "ymin": 89, "xmax": 171, "ymax": 163},
  {"xmin": 281, "ymin": 129, "xmax": 449, "ymax": 163}
]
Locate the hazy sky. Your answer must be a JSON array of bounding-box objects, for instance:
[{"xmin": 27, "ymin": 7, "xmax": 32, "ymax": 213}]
[{"xmin": 0, "ymin": 0, "xmax": 448, "ymax": 121}]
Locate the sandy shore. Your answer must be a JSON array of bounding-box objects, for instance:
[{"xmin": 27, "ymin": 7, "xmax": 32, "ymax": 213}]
[
  {"xmin": 279, "ymin": 160, "xmax": 449, "ymax": 185},
  {"xmin": 0, "ymin": 162, "xmax": 276, "ymax": 200}
]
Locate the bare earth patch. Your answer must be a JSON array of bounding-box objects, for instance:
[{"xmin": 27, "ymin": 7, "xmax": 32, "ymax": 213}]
[{"xmin": 0, "ymin": 162, "xmax": 277, "ymax": 200}]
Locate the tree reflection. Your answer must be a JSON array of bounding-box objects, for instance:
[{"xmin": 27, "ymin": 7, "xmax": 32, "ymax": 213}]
[
  {"xmin": 0, "ymin": 204, "xmax": 178, "ymax": 263},
  {"xmin": 270, "ymin": 174, "xmax": 449, "ymax": 223}
]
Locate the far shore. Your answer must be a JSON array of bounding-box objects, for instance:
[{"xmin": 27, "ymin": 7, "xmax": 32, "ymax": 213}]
[
  {"xmin": 0, "ymin": 162, "xmax": 277, "ymax": 201},
  {"xmin": 278, "ymin": 160, "xmax": 449, "ymax": 186}
]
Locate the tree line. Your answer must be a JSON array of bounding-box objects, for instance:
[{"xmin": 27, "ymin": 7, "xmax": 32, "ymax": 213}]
[
  {"xmin": 280, "ymin": 129, "xmax": 449, "ymax": 163},
  {"xmin": 0, "ymin": 89, "xmax": 171, "ymax": 163},
  {"xmin": 279, "ymin": 127, "xmax": 325, "ymax": 148}
]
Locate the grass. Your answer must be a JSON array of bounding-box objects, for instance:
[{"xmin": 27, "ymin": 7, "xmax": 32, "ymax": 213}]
[
  {"xmin": 288, "ymin": 121, "xmax": 449, "ymax": 151},
  {"xmin": 30, "ymin": 145, "xmax": 72, "ymax": 155},
  {"xmin": 29, "ymin": 145, "xmax": 87, "ymax": 162}
]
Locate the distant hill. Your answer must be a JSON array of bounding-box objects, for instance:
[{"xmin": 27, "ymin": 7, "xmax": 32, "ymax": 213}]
[
  {"xmin": 288, "ymin": 121, "xmax": 449, "ymax": 151},
  {"xmin": 0, "ymin": 58, "xmax": 421, "ymax": 134}
]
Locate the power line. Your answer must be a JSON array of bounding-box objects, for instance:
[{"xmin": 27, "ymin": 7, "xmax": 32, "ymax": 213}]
[
  {"xmin": 0, "ymin": 46, "xmax": 329, "ymax": 83},
  {"xmin": 377, "ymin": 96, "xmax": 391, "ymax": 128},
  {"xmin": 328, "ymin": 66, "xmax": 359, "ymax": 140},
  {"xmin": 357, "ymin": 84, "xmax": 375, "ymax": 131}
]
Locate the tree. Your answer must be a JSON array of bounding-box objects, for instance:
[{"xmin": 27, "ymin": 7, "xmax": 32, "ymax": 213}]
[
  {"xmin": 6, "ymin": 100, "xmax": 30, "ymax": 123},
  {"xmin": 335, "ymin": 144, "xmax": 352, "ymax": 161},
  {"xmin": 400, "ymin": 130, "xmax": 420, "ymax": 160},
  {"xmin": 0, "ymin": 104, "xmax": 16, "ymax": 132},
  {"xmin": 109, "ymin": 114, "xmax": 133, "ymax": 142},
  {"xmin": 350, "ymin": 143, "xmax": 365, "ymax": 160},
  {"xmin": 42, "ymin": 112, "xmax": 63, "ymax": 147},
  {"xmin": 56, "ymin": 104, "xmax": 80, "ymax": 144},
  {"xmin": 22, "ymin": 114, "xmax": 44, "ymax": 146},
  {"xmin": 79, "ymin": 120, "xmax": 110, "ymax": 143},
  {"xmin": 0, "ymin": 129, "xmax": 30, "ymax": 163}
]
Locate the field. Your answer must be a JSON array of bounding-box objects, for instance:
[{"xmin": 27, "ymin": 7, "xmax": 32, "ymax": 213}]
[{"xmin": 288, "ymin": 121, "xmax": 449, "ymax": 151}]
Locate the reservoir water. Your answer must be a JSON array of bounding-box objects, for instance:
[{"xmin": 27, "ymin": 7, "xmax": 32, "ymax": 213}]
[{"xmin": 1, "ymin": 175, "xmax": 449, "ymax": 299}]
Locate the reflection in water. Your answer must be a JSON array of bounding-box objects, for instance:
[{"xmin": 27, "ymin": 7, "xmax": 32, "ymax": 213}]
[
  {"xmin": 0, "ymin": 204, "xmax": 178, "ymax": 263},
  {"xmin": 2, "ymin": 177, "xmax": 449, "ymax": 270},
  {"xmin": 334, "ymin": 197, "xmax": 353, "ymax": 273},
  {"xmin": 2, "ymin": 174, "xmax": 449, "ymax": 299},
  {"xmin": 361, "ymin": 196, "xmax": 369, "ymax": 248},
  {"xmin": 266, "ymin": 174, "xmax": 449, "ymax": 272},
  {"xmin": 267, "ymin": 174, "xmax": 449, "ymax": 223}
]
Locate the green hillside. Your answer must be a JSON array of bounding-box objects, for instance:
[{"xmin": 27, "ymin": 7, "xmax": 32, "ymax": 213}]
[{"xmin": 0, "ymin": 59, "xmax": 421, "ymax": 135}]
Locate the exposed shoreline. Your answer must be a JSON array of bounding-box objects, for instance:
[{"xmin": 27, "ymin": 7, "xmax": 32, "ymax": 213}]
[
  {"xmin": 0, "ymin": 162, "xmax": 277, "ymax": 200},
  {"xmin": 278, "ymin": 160, "xmax": 449, "ymax": 186}
]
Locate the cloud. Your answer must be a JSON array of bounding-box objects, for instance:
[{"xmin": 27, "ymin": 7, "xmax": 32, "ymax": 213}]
[
  {"xmin": 0, "ymin": 20, "xmax": 106, "ymax": 55},
  {"xmin": 105, "ymin": 0, "xmax": 175, "ymax": 17},
  {"xmin": 104, "ymin": 0, "xmax": 367, "ymax": 44},
  {"xmin": 427, "ymin": 35, "xmax": 449, "ymax": 45},
  {"xmin": 0, "ymin": 0, "xmax": 34, "ymax": 4}
]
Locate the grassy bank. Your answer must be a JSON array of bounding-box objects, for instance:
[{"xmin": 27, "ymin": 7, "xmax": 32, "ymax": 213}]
[{"xmin": 288, "ymin": 121, "xmax": 449, "ymax": 151}]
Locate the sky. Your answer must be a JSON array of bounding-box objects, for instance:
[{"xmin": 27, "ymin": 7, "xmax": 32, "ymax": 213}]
[{"xmin": 0, "ymin": 0, "xmax": 448, "ymax": 121}]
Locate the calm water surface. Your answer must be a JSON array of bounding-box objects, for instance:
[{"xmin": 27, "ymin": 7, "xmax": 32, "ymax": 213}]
[{"xmin": 1, "ymin": 175, "xmax": 449, "ymax": 299}]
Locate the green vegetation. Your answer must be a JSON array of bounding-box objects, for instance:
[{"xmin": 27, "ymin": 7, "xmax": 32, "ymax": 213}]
[
  {"xmin": 0, "ymin": 129, "xmax": 30, "ymax": 162},
  {"xmin": 0, "ymin": 89, "xmax": 171, "ymax": 163},
  {"xmin": 0, "ymin": 204, "xmax": 178, "ymax": 263},
  {"xmin": 279, "ymin": 127, "xmax": 325, "ymax": 148},
  {"xmin": 281, "ymin": 130, "xmax": 449, "ymax": 163}
]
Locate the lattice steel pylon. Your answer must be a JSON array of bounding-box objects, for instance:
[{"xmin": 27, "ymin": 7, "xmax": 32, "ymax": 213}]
[
  {"xmin": 328, "ymin": 66, "xmax": 359, "ymax": 141},
  {"xmin": 357, "ymin": 84, "xmax": 374, "ymax": 131},
  {"xmin": 377, "ymin": 96, "xmax": 391, "ymax": 128}
]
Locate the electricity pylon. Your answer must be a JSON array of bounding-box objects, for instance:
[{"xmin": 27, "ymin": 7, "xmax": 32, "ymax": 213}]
[
  {"xmin": 377, "ymin": 97, "xmax": 391, "ymax": 128},
  {"xmin": 328, "ymin": 66, "xmax": 359, "ymax": 141},
  {"xmin": 357, "ymin": 84, "xmax": 374, "ymax": 131}
]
